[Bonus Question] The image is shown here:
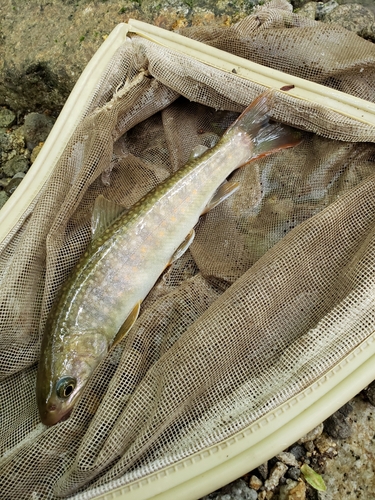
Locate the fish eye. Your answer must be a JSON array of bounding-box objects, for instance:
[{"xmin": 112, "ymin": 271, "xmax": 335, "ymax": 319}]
[{"xmin": 56, "ymin": 377, "xmax": 77, "ymax": 399}]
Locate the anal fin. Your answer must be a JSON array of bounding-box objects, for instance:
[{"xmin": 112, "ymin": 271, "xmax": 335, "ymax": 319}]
[
  {"xmin": 201, "ymin": 180, "xmax": 240, "ymax": 215},
  {"xmin": 112, "ymin": 301, "xmax": 141, "ymax": 347}
]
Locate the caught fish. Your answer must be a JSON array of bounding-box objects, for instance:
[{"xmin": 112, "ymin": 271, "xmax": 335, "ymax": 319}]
[{"xmin": 36, "ymin": 90, "xmax": 301, "ymax": 425}]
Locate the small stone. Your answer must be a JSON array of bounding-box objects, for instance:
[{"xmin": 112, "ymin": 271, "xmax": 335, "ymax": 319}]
[
  {"xmin": 276, "ymin": 452, "xmax": 299, "ymax": 468},
  {"xmin": 289, "ymin": 445, "xmax": 306, "ymax": 462},
  {"xmin": 322, "ymin": 4, "xmax": 375, "ymax": 41},
  {"xmin": 324, "ymin": 410, "xmax": 352, "ymax": 439},
  {"xmin": 249, "ymin": 475, "xmax": 262, "ymax": 490},
  {"xmin": 219, "ymin": 478, "xmax": 256, "ymax": 500},
  {"xmin": 2, "ymin": 155, "xmax": 29, "ymax": 177},
  {"xmin": 264, "ymin": 462, "xmax": 288, "ymax": 491},
  {"xmin": 0, "ymin": 190, "xmax": 9, "ymax": 208},
  {"xmin": 365, "ymin": 380, "xmax": 375, "ymax": 406},
  {"xmin": 5, "ymin": 172, "xmax": 25, "ymax": 195},
  {"xmin": 0, "ymin": 132, "xmax": 12, "ymax": 153},
  {"xmin": 30, "ymin": 143, "xmax": 44, "ymax": 163},
  {"xmin": 316, "ymin": 0, "xmax": 338, "ymax": 19},
  {"xmin": 287, "ymin": 467, "xmax": 301, "ymax": 481},
  {"xmin": 338, "ymin": 402, "xmax": 353, "ymax": 418},
  {"xmin": 280, "ymin": 479, "xmax": 307, "ymax": 500},
  {"xmin": 296, "ymin": 2, "xmax": 316, "ymax": 20},
  {"xmin": 257, "ymin": 492, "xmax": 267, "ymax": 500},
  {"xmin": 297, "ymin": 424, "xmax": 324, "ymax": 444},
  {"xmin": 314, "ymin": 433, "xmax": 337, "ymax": 457},
  {"xmin": 302, "ymin": 441, "xmax": 315, "ymax": 454},
  {"xmin": 257, "ymin": 462, "xmax": 268, "ymax": 480},
  {"xmin": 23, "ymin": 112, "xmax": 55, "ymax": 150},
  {"xmin": 248, "ymin": 489, "xmax": 258, "ymax": 500},
  {"xmin": 0, "ymin": 108, "xmax": 16, "ymax": 129},
  {"xmin": 0, "ymin": 178, "xmax": 10, "ymax": 188}
]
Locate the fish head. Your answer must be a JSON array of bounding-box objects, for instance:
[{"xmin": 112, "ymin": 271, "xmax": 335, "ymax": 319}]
[{"xmin": 37, "ymin": 328, "xmax": 109, "ymax": 426}]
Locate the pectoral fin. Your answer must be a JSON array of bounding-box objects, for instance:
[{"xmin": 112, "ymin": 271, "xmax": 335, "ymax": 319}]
[
  {"xmin": 92, "ymin": 195, "xmax": 127, "ymax": 239},
  {"xmin": 201, "ymin": 180, "xmax": 240, "ymax": 215},
  {"xmin": 112, "ymin": 301, "xmax": 141, "ymax": 347},
  {"xmin": 168, "ymin": 229, "xmax": 195, "ymax": 266}
]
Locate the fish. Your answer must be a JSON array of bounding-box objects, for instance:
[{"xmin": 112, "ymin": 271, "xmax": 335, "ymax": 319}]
[{"xmin": 36, "ymin": 90, "xmax": 301, "ymax": 425}]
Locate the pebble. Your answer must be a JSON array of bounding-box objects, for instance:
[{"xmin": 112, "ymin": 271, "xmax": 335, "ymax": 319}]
[
  {"xmin": 338, "ymin": 402, "xmax": 353, "ymax": 418},
  {"xmin": 314, "ymin": 434, "xmax": 337, "ymax": 457},
  {"xmin": 279, "ymin": 479, "xmax": 306, "ymax": 500},
  {"xmin": 297, "ymin": 423, "xmax": 324, "ymax": 444},
  {"xmin": 365, "ymin": 380, "xmax": 375, "ymax": 406},
  {"xmin": 276, "ymin": 452, "xmax": 299, "ymax": 468},
  {"xmin": 322, "ymin": 3, "xmax": 375, "ymax": 41},
  {"xmin": 202, "ymin": 479, "xmax": 257, "ymax": 500},
  {"xmin": 0, "ymin": 131, "xmax": 13, "ymax": 154},
  {"xmin": 31, "ymin": 143, "xmax": 44, "ymax": 163},
  {"xmin": 289, "ymin": 445, "xmax": 306, "ymax": 462},
  {"xmin": 286, "ymin": 467, "xmax": 301, "ymax": 481},
  {"xmin": 0, "ymin": 108, "xmax": 16, "ymax": 128},
  {"xmin": 296, "ymin": 1, "xmax": 316, "ymax": 20},
  {"xmin": 2, "ymin": 155, "xmax": 29, "ymax": 177},
  {"xmin": 257, "ymin": 462, "xmax": 268, "ymax": 480},
  {"xmin": 249, "ymin": 475, "xmax": 262, "ymax": 490},
  {"xmin": 23, "ymin": 112, "xmax": 55, "ymax": 150},
  {"xmin": 316, "ymin": 0, "xmax": 338, "ymax": 19},
  {"xmin": 0, "ymin": 190, "xmax": 9, "ymax": 209},
  {"xmin": 324, "ymin": 409, "xmax": 352, "ymax": 439},
  {"xmin": 5, "ymin": 172, "xmax": 26, "ymax": 195},
  {"xmin": 264, "ymin": 462, "xmax": 288, "ymax": 491}
]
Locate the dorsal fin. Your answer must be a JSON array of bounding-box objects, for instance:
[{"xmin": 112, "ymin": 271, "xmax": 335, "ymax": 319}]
[{"xmin": 91, "ymin": 195, "xmax": 127, "ymax": 239}]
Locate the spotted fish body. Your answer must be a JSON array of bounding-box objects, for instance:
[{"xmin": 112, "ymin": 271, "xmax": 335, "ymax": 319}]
[{"xmin": 37, "ymin": 90, "xmax": 300, "ymax": 425}]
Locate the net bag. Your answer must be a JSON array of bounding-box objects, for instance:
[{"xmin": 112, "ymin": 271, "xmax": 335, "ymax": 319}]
[{"xmin": 1, "ymin": 0, "xmax": 375, "ymax": 498}]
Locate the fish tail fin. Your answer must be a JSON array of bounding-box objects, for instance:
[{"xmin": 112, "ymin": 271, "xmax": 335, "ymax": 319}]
[{"xmin": 226, "ymin": 89, "xmax": 301, "ymax": 161}]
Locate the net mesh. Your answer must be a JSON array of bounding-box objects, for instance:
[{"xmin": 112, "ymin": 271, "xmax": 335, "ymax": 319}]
[{"xmin": 1, "ymin": 0, "xmax": 375, "ymax": 497}]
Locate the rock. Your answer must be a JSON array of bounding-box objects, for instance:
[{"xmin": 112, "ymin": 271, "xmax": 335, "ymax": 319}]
[
  {"xmin": 0, "ymin": 190, "xmax": 9, "ymax": 209},
  {"xmin": 279, "ymin": 479, "xmax": 306, "ymax": 500},
  {"xmin": 365, "ymin": 380, "xmax": 375, "ymax": 406},
  {"xmin": 23, "ymin": 113, "xmax": 55, "ymax": 150},
  {"xmin": 287, "ymin": 467, "xmax": 301, "ymax": 481},
  {"xmin": 316, "ymin": 0, "xmax": 338, "ymax": 19},
  {"xmin": 30, "ymin": 143, "xmax": 44, "ymax": 164},
  {"xmin": 318, "ymin": 396, "xmax": 375, "ymax": 499},
  {"xmin": 258, "ymin": 462, "xmax": 269, "ymax": 480},
  {"xmin": 321, "ymin": 3, "xmax": 375, "ymax": 41},
  {"xmin": 324, "ymin": 409, "xmax": 352, "ymax": 439},
  {"xmin": 314, "ymin": 433, "xmax": 337, "ymax": 457},
  {"xmin": 2, "ymin": 155, "xmax": 29, "ymax": 177},
  {"xmin": 5, "ymin": 172, "xmax": 25, "ymax": 195},
  {"xmin": 296, "ymin": 2, "xmax": 316, "ymax": 20},
  {"xmin": 298, "ymin": 424, "xmax": 324, "ymax": 444},
  {"xmin": 0, "ymin": 0, "xmax": 252, "ymax": 114},
  {"xmin": 264, "ymin": 462, "xmax": 288, "ymax": 491},
  {"xmin": 201, "ymin": 478, "xmax": 258, "ymax": 500},
  {"xmin": 289, "ymin": 445, "xmax": 306, "ymax": 462},
  {"xmin": 0, "ymin": 108, "xmax": 16, "ymax": 128},
  {"xmin": 0, "ymin": 127, "xmax": 26, "ymax": 166},
  {"xmin": 276, "ymin": 452, "xmax": 300, "ymax": 468},
  {"xmin": 249, "ymin": 475, "xmax": 262, "ymax": 490},
  {"xmin": 0, "ymin": 131, "xmax": 12, "ymax": 155}
]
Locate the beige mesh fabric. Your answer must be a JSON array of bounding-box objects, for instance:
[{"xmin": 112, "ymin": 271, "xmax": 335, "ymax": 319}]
[{"xmin": 1, "ymin": 0, "xmax": 375, "ymax": 497}]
